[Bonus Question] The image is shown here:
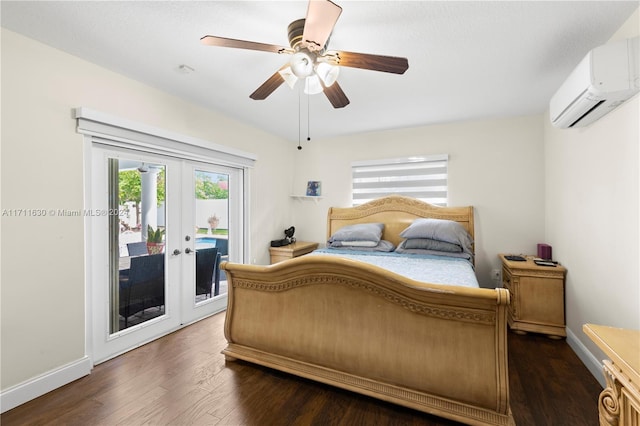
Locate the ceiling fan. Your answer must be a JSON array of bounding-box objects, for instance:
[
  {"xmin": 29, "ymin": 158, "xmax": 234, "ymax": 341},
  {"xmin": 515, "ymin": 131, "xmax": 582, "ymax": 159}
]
[{"xmin": 200, "ymin": 0, "xmax": 409, "ymax": 108}]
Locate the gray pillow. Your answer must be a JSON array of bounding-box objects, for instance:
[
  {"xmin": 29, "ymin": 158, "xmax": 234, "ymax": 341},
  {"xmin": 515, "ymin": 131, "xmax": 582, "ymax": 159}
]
[
  {"xmin": 328, "ymin": 240, "xmax": 378, "ymax": 248},
  {"xmin": 399, "ymin": 218, "xmax": 472, "ymax": 251},
  {"xmin": 328, "ymin": 240, "xmax": 396, "ymax": 252},
  {"xmin": 328, "ymin": 223, "xmax": 384, "ymax": 243},
  {"xmin": 401, "ymin": 238, "xmax": 463, "ymax": 253},
  {"xmin": 394, "ymin": 246, "xmax": 474, "ymax": 262}
]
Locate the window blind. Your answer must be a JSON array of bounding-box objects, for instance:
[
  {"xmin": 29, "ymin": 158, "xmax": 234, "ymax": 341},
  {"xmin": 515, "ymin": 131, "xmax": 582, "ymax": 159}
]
[{"xmin": 352, "ymin": 155, "xmax": 448, "ymax": 206}]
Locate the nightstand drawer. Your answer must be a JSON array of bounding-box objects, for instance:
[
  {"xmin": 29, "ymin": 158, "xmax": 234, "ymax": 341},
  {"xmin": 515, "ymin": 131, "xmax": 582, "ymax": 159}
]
[{"xmin": 517, "ymin": 275, "xmax": 565, "ymax": 326}]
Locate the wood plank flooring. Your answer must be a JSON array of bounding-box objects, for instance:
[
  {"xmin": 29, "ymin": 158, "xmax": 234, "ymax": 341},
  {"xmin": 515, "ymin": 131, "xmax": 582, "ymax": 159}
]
[{"xmin": 2, "ymin": 311, "xmax": 603, "ymax": 425}]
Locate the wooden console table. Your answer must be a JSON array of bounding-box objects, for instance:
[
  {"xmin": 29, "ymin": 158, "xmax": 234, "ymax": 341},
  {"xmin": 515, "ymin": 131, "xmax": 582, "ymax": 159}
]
[{"xmin": 584, "ymin": 324, "xmax": 640, "ymax": 426}]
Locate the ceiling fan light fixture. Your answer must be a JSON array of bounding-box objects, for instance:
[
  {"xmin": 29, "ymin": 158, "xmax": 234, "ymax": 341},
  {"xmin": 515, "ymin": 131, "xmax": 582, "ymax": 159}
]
[
  {"xmin": 290, "ymin": 51, "xmax": 315, "ymax": 77},
  {"xmin": 202, "ymin": 0, "xmax": 408, "ymax": 108},
  {"xmin": 278, "ymin": 66, "xmax": 299, "ymax": 89},
  {"xmin": 316, "ymin": 62, "xmax": 339, "ymax": 87},
  {"xmin": 304, "ymin": 75, "xmax": 324, "ymax": 95}
]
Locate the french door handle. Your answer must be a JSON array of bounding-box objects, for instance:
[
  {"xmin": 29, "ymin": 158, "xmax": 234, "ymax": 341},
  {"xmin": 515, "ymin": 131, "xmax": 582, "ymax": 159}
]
[
  {"xmin": 173, "ymin": 249, "xmax": 182, "ymax": 256},
  {"xmin": 185, "ymin": 248, "xmax": 193, "ymax": 254}
]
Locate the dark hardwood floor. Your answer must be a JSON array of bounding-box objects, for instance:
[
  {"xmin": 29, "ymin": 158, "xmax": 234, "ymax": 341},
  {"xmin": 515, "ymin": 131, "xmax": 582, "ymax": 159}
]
[{"xmin": 2, "ymin": 311, "xmax": 603, "ymax": 425}]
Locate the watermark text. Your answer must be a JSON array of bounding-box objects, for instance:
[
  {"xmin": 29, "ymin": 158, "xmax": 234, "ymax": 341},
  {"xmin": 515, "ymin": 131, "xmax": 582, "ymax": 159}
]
[{"xmin": 2, "ymin": 208, "xmax": 127, "ymax": 217}]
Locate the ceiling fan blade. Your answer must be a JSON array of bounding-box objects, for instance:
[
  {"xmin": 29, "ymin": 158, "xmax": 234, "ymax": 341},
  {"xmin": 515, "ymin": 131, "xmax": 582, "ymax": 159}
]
[
  {"xmin": 322, "ymin": 81, "xmax": 350, "ymax": 108},
  {"xmin": 331, "ymin": 50, "xmax": 409, "ymax": 74},
  {"xmin": 302, "ymin": 0, "xmax": 342, "ymax": 52},
  {"xmin": 201, "ymin": 35, "xmax": 290, "ymax": 54},
  {"xmin": 249, "ymin": 67, "xmax": 287, "ymax": 100}
]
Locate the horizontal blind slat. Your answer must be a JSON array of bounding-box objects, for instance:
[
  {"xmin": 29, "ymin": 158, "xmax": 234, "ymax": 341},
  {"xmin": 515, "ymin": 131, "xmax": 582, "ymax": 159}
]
[
  {"xmin": 353, "ymin": 169, "xmax": 447, "ymax": 179},
  {"xmin": 353, "ymin": 179, "xmax": 448, "ymax": 189}
]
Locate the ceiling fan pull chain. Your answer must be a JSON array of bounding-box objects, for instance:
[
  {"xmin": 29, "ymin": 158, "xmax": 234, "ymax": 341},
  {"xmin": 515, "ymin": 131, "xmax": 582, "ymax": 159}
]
[
  {"xmin": 297, "ymin": 85, "xmax": 302, "ymax": 150},
  {"xmin": 307, "ymin": 92, "xmax": 311, "ymax": 142}
]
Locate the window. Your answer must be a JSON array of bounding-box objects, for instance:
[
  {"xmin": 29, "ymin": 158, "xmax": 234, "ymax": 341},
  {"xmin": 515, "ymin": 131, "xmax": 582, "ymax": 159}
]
[{"xmin": 351, "ymin": 155, "xmax": 448, "ymax": 206}]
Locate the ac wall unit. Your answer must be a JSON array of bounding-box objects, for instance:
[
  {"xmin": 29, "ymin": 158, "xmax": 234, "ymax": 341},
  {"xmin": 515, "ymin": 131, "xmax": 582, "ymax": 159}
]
[{"xmin": 550, "ymin": 36, "xmax": 639, "ymax": 129}]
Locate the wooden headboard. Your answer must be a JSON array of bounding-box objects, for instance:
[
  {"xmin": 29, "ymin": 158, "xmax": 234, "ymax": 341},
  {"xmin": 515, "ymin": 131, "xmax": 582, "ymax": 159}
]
[{"xmin": 326, "ymin": 195, "xmax": 475, "ymax": 250}]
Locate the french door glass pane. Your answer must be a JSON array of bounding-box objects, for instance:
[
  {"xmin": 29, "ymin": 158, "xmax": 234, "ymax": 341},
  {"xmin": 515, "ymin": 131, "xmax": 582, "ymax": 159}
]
[
  {"xmin": 194, "ymin": 169, "xmax": 229, "ymax": 303},
  {"xmin": 110, "ymin": 158, "xmax": 167, "ymax": 332}
]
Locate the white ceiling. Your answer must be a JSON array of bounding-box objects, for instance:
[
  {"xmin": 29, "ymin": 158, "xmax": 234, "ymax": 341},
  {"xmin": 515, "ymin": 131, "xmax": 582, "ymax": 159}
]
[{"xmin": 1, "ymin": 1, "xmax": 638, "ymax": 143}]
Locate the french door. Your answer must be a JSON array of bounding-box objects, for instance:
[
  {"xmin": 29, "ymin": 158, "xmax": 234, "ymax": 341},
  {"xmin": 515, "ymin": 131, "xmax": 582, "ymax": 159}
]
[
  {"xmin": 181, "ymin": 162, "xmax": 241, "ymax": 324},
  {"xmin": 90, "ymin": 145, "xmax": 243, "ymax": 363}
]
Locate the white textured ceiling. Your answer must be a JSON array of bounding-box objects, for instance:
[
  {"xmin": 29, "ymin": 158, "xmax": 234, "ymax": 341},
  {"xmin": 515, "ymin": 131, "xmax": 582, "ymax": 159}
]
[{"xmin": 1, "ymin": 1, "xmax": 638, "ymax": 143}]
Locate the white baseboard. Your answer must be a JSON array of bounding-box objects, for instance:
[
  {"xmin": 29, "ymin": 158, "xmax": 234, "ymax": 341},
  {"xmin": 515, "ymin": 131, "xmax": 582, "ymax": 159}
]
[
  {"xmin": 0, "ymin": 356, "xmax": 92, "ymax": 413},
  {"xmin": 566, "ymin": 327, "xmax": 605, "ymax": 388}
]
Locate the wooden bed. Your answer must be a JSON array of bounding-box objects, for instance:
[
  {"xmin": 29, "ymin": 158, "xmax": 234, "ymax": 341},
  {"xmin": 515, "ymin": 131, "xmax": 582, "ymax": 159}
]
[{"xmin": 220, "ymin": 195, "xmax": 513, "ymax": 425}]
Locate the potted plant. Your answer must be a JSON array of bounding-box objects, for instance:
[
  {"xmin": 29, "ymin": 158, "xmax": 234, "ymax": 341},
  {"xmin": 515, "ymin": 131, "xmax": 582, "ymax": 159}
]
[
  {"xmin": 207, "ymin": 214, "xmax": 219, "ymax": 234},
  {"xmin": 146, "ymin": 225, "xmax": 165, "ymax": 255}
]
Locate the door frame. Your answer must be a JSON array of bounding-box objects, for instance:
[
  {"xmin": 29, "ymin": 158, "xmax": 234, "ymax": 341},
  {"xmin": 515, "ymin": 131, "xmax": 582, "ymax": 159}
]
[{"xmin": 78, "ymin": 108, "xmax": 255, "ymax": 365}]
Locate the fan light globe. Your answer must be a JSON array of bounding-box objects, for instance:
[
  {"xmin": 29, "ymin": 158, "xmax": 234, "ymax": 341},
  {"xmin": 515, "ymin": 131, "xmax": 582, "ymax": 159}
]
[
  {"xmin": 316, "ymin": 62, "xmax": 339, "ymax": 87},
  {"xmin": 278, "ymin": 67, "xmax": 298, "ymax": 89},
  {"xmin": 290, "ymin": 51, "xmax": 314, "ymax": 77},
  {"xmin": 304, "ymin": 75, "xmax": 324, "ymax": 95}
]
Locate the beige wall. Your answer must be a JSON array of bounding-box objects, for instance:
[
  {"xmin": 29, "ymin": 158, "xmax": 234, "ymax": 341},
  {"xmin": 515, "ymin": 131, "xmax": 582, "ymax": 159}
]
[
  {"xmin": 2, "ymin": 6, "xmax": 638, "ymax": 408},
  {"xmin": 544, "ymin": 10, "xmax": 639, "ymax": 378},
  {"xmin": 291, "ymin": 115, "xmax": 547, "ymax": 287},
  {"xmin": 1, "ymin": 28, "xmax": 294, "ymax": 391}
]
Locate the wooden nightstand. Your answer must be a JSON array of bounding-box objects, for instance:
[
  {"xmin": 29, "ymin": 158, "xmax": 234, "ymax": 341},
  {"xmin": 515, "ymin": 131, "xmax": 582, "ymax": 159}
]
[
  {"xmin": 269, "ymin": 241, "xmax": 319, "ymax": 264},
  {"xmin": 499, "ymin": 254, "xmax": 567, "ymax": 338}
]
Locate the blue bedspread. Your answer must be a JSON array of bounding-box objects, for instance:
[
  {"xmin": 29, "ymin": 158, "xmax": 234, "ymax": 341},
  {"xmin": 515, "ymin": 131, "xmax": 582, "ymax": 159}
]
[{"xmin": 310, "ymin": 248, "xmax": 479, "ymax": 288}]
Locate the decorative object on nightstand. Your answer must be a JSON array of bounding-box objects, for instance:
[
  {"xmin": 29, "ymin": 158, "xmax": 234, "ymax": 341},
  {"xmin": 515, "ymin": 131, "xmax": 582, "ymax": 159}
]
[
  {"xmin": 270, "ymin": 226, "xmax": 296, "ymax": 247},
  {"xmin": 537, "ymin": 243, "xmax": 552, "ymax": 260},
  {"xmin": 269, "ymin": 241, "xmax": 318, "ymax": 264},
  {"xmin": 583, "ymin": 324, "xmax": 640, "ymax": 426},
  {"xmin": 499, "ymin": 254, "xmax": 567, "ymax": 338}
]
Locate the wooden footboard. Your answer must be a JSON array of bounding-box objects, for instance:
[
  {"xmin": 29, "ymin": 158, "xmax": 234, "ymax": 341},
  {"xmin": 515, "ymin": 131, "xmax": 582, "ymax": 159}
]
[{"xmin": 221, "ymin": 256, "xmax": 514, "ymax": 426}]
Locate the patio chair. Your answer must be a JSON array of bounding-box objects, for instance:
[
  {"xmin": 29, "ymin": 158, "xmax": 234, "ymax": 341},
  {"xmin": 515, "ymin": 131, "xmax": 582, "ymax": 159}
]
[
  {"xmin": 215, "ymin": 238, "xmax": 228, "ymax": 257},
  {"xmin": 127, "ymin": 241, "xmax": 148, "ymax": 256},
  {"xmin": 213, "ymin": 251, "xmax": 221, "ymax": 295},
  {"xmin": 119, "ymin": 253, "xmax": 165, "ymax": 328},
  {"xmin": 195, "ymin": 248, "xmax": 221, "ymax": 297}
]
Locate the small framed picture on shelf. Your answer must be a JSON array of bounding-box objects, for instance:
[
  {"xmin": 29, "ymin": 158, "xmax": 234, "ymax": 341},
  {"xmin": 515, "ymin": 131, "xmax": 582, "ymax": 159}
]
[{"xmin": 306, "ymin": 181, "xmax": 321, "ymax": 196}]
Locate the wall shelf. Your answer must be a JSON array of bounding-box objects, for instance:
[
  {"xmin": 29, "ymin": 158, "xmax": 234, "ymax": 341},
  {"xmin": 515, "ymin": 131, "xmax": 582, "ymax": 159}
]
[{"xmin": 290, "ymin": 195, "xmax": 323, "ymax": 204}]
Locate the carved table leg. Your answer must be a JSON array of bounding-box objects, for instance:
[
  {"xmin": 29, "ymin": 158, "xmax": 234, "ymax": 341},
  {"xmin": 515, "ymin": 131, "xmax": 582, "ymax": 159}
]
[{"xmin": 599, "ymin": 361, "xmax": 622, "ymax": 426}]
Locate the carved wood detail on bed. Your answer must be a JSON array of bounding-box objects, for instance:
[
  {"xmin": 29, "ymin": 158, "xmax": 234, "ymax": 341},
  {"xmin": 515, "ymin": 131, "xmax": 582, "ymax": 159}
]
[
  {"xmin": 220, "ymin": 196, "xmax": 513, "ymax": 425},
  {"xmin": 228, "ymin": 264, "xmax": 499, "ymax": 326}
]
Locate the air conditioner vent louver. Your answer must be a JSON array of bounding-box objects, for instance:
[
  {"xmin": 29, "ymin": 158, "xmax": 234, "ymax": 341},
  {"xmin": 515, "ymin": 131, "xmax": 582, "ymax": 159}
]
[{"xmin": 569, "ymin": 99, "xmax": 605, "ymax": 128}]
